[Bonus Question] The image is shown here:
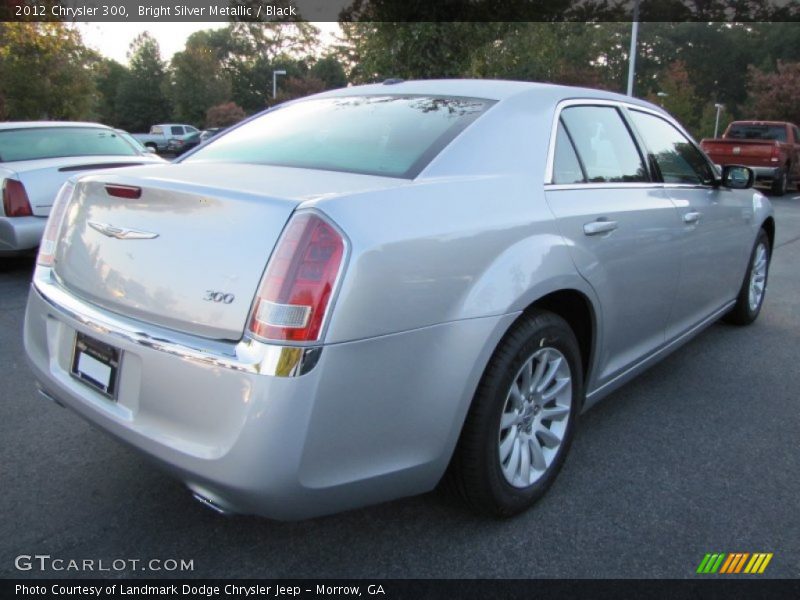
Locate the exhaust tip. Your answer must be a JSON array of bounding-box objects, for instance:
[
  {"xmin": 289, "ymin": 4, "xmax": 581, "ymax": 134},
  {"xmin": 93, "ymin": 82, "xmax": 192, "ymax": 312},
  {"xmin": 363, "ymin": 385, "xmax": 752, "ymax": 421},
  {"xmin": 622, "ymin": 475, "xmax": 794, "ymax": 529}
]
[{"xmin": 191, "ymin": 492, "xmax": 234, "ymax": 516}]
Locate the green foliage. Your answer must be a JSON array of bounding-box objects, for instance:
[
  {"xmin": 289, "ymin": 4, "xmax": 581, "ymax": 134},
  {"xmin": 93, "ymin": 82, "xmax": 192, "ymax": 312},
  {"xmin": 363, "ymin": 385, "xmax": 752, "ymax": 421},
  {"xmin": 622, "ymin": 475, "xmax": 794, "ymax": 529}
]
[
  {"xmin": 645, "ymin": 61, "xmax": 701, "ymax": 134},
  {"xmin": 469, "ymin": 23, "xmax": 629, "ymax": 90},
  {"xmin": 0, "ymin": 23, "xmax": 97, "ymax": 120},
  {"xmin": 339, "ymin": 22, "xmax": 506, "ymax": 83},
  {"xmin": 170, "ymin": 37, "xmax": 232, "ymax": 126},
  {"xmin": 310, "ymin": 56, "xmax": 348, "ymax": 90},
  {"xmin": 92, "ymin": 58, "xmax": 127, "ymax": 126},
  {"xmin": 115, "ymin": 33, "xmax": 172, "ymax": 132}
]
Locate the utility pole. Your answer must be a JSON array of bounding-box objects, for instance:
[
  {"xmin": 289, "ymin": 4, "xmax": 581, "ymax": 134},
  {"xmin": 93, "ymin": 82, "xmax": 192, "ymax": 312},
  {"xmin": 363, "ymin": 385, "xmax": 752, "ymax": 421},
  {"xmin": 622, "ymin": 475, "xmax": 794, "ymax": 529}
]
[
  {"xmin": 714, "ymin": 103, "xmax": 725, "ymax": 138},
  {"xmin": 272, "ymin": 70, "xmax": 287, "ymax": 99},
  {"xmin": 626, "ymin": 0, "xmax": 640, "ymax": 96}
]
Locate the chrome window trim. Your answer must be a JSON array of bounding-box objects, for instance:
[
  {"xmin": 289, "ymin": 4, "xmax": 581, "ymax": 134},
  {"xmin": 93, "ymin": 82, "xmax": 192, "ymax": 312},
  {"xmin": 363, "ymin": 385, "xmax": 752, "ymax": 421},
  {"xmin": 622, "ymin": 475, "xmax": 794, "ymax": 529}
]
[
  {"xmin": 546, "ymin": 182, "xmax": 664, "ymax": 192},
  {"xmin": 32, "ymin": 268, "xmax": 320, "ymax": 378},
  {"xmin": 544, "ymin": 98, "xmax": 689, "ymax": 185}
]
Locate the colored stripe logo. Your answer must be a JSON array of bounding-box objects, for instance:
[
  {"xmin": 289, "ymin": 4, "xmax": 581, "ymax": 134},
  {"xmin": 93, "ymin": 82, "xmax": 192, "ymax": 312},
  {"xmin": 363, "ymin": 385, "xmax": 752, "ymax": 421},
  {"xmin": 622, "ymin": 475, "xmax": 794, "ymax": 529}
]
[{"xmin": 696, "ymin": 552, "xmax": 773, "ymax": 574}]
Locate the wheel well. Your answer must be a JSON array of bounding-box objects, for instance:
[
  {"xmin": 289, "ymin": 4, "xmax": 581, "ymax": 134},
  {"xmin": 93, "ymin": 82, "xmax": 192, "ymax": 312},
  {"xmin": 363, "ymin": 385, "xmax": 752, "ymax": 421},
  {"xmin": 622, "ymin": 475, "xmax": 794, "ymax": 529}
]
[
  {"xmin": 524, "ymin": 290, "xmax": 595, "ymax": 381},
  {"xmin": 762, "ymin": 217, "xmax": 776, "ymax": 251}
]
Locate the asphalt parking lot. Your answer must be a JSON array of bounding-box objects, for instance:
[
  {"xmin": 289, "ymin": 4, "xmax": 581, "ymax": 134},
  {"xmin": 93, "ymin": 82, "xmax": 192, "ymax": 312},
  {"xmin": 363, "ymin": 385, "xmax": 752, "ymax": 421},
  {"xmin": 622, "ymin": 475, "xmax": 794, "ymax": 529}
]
[{"xmin": 1, "ymin": 196, "xmax": 799, "ymax": 580}]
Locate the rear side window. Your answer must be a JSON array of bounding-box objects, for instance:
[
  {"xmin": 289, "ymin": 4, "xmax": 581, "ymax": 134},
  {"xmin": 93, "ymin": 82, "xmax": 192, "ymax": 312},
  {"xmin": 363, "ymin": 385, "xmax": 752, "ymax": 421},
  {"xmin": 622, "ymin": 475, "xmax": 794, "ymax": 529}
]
[
  {"xmin": 0, "ymin": 127, "xmax": 139, "ymax": 162},
  {"xmin": 630, "ymin": 110, "xmax": 715, "ymax": 185},
  {"xmin": 151, "ymin": 126, "xmax": 163, "ymax": 135},
  {"xmin": 184, "ymin": 95, "xmax": 494, "ymax": 179},
  {"xmin": 171, "ymin": 126, "xmax": 184, "ymax": 135},
  {"xmin": 552, "ymin": 121, "xmax": 585, "ymax": 184},
  {"xmin": 560, "ymin": 106, "xmax": 648, "ymax": 183}
]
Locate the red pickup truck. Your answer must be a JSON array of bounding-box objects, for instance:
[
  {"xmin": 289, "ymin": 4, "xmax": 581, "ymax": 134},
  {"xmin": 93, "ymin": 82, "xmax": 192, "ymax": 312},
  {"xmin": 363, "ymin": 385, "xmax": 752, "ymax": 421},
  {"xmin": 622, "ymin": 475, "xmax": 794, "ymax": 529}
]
[{"xmin": 700, "ymin": 120, "xmax": 800, "ymax": 195}]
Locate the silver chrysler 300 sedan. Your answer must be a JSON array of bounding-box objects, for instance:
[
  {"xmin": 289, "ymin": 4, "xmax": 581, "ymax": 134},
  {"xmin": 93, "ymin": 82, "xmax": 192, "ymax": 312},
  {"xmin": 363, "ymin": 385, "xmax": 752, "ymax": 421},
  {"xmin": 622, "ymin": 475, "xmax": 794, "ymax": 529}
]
[{"xmin": 24, "ymin": 80, "xmax": 774, "ymax": 520}]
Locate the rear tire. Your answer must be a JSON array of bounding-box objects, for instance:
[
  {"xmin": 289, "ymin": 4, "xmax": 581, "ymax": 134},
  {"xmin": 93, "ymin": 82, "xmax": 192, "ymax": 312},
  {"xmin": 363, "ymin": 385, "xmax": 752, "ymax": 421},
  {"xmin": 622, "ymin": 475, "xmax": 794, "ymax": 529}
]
[
  {"xmin": 446, "ymin": 310, "xmax": 583, "ymax": 517},
  {"xmin": 724, "ymin": 229, "xmax": 771, "ymax": 326}
]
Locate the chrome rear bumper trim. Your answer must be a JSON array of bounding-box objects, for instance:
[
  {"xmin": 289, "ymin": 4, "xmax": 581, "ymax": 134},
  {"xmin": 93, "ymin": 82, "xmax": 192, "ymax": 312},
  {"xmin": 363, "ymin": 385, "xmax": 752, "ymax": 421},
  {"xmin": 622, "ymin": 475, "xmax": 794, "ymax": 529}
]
[{"xmin": 32, "ymin": 269, "xmax": 320, "ymax": 377}]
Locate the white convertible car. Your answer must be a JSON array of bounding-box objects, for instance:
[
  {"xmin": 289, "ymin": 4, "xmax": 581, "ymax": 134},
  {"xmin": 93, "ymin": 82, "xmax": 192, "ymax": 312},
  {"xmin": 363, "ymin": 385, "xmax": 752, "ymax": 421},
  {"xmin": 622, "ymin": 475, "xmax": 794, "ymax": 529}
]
[{"xmin": 0, "ymin": 122, "xmax": 165, "ymax": 258}]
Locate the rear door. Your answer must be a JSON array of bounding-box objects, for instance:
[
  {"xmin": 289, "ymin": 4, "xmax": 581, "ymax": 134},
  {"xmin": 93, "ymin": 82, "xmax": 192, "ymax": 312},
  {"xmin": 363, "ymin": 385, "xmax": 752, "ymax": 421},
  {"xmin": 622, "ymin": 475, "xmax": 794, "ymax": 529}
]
[
  {"xmin": 544, "ymin": 102, "xmax": 683, "ymax": 386},
  {"xmin": 627, "ymin": 108, "xmax": 754, "ymax": 338}
]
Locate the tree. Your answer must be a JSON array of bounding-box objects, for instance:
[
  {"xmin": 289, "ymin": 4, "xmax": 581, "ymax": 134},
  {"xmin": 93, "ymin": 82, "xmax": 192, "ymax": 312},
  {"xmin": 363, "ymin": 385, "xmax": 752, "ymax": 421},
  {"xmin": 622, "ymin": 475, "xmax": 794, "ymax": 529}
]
[
  {"xmin": 645, "ymin": 60, "xmax": 701, "ymax": 134},
  {"xmin": 206, "ymin": 102, "xmax": 246, "ymax": 127},
  {"xmin": 0, "ymin": 22, "xmax": 97, "ymax": 120},
  {"xmin": 92, "ymin": 57, "xmax": 128, "ymax": 126},
  {"xmin": 339, "ymin": 22, "xmax": 504, "ymax": 83},
  {"xmin": 468, "ymin": 23, "xmax": 627, "ymax": 90},
  {"xmin": 115, "ymin": 32, "xmax": 172, "ymax": 132},
  {"xmin": 746, "ymin": 61, "xmax": 800, "ymax": 126},
  {"xmin": 310, "ymin": 56, "xmax": 348, "ymax": 90},
  {"xmin": 170, "ymin": 33, "xmax": 232, "ymax": 126},
  {"xmin": 275, "ymin": 76, "xmax": 326, "ymax": 104}
]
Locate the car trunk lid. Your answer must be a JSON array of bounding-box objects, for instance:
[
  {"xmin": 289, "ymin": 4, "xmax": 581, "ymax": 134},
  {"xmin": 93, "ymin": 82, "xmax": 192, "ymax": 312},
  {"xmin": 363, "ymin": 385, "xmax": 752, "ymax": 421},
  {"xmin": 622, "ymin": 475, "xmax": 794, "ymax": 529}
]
[{"xmin": 53, "ymin": 163, "xmax": 406, "ymax": 340}]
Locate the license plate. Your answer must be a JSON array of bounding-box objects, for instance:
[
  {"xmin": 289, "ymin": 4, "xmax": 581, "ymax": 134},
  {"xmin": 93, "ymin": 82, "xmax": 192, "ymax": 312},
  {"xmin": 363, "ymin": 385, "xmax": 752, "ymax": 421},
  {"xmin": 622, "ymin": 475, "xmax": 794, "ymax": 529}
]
[{"xmin": 71, "ymin": 332, "xmax": 121, "ymax": 399}]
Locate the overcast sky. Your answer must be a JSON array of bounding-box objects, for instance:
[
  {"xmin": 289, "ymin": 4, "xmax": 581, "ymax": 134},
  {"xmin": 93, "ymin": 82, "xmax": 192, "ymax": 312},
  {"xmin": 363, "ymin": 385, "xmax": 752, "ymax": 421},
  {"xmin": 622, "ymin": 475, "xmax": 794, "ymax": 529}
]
[{"xmin": 76, "ymin": 22, "xmax": 341, "ymax": 64}]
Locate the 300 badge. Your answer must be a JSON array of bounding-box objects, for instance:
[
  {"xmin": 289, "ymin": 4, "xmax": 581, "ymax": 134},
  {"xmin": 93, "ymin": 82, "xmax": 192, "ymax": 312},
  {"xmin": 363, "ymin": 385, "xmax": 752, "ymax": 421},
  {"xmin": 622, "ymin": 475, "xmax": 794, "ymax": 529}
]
[{"xmin": 204, "ymin": 291, "xmax": 235, "ymax": 304}]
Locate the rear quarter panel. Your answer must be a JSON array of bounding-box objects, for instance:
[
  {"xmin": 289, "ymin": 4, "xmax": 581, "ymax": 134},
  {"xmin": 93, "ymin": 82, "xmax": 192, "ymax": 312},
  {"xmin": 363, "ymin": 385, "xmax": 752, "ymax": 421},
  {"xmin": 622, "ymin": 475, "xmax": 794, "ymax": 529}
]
[{"xmin": 306, "ymin": 92, "xmax": 596, "ymax": 345}]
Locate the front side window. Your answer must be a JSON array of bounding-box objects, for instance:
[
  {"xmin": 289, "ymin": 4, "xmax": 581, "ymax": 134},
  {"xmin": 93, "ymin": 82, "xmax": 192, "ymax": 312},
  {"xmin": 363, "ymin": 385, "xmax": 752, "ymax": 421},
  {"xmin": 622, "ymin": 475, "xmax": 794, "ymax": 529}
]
[
  {"xmin": 630, "ymin": 110, "xmax": 715, "ymax": 185},
  {"xmin": 0, "ymin": 127, "xmax": 139, "ymax": 162},
  {"xmin": 559, "ymin": 106, "xmax": 648, "ymax": 183},
  {"xmin": 184, "ymin": 95, "xmax": 494, "ymax": 179}
]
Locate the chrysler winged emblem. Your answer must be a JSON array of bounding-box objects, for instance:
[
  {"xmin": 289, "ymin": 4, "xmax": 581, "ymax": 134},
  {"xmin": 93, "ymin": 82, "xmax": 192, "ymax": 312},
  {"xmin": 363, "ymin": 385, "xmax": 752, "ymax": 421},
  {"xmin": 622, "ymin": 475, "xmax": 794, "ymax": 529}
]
[{"xmin": 88, "ymin": 221, "xmax": 159, "ymax": 240}]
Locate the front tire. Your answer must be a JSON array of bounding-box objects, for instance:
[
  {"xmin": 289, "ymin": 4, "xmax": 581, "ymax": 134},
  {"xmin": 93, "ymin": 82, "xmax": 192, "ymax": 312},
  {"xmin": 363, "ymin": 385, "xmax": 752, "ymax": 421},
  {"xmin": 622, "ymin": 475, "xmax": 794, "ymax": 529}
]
[
  {"xmin": 724, "ymin": 229, "xmax": 771, "ymax": 325},
  {"xmin": 447, "ymin": 310, "xmax": 583, "ymax": 517}
]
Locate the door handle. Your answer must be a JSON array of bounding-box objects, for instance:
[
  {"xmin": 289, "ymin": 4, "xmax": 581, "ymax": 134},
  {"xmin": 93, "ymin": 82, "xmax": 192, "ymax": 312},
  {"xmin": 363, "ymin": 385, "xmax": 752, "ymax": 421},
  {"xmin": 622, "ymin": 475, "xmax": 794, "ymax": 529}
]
[
  {"xmin": 583, "ymin": 219, "xmax": 618, "ymax": 236},
  {"xmin": 683, "ymin": 211, "xmax": 702, "ymax": 224}
]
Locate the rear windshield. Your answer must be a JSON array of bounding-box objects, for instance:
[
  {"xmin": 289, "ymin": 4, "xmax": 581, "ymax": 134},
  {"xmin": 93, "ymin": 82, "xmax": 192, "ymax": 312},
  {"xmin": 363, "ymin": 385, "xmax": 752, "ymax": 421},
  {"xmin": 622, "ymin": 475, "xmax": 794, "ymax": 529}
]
[
  {"xmin": 0, "ymin": 127, "xmax": 139, "ymax": 162},
  {"xmin": 183, "ymin": 95, "xmax": 494, "ymax": 178},
  {"xmin": 727, "ymin": 124, "xmax": 787, "ymax": 142}
]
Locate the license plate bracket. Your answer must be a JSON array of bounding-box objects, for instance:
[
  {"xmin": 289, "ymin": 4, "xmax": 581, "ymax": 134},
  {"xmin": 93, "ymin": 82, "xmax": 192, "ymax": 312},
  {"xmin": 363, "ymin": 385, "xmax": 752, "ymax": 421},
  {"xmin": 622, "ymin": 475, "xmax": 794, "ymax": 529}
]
[{"xmin": 70, "ymin": 332, "xmax": 121, "ymax": 399}]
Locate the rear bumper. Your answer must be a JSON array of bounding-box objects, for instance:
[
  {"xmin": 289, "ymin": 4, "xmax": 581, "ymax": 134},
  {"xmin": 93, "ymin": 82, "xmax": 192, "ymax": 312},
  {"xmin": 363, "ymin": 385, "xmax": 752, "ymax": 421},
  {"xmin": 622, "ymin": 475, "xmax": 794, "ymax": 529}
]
[
  {"xmin": 0, "ymin": 215, "xmax": 46, "ymax": 255},
  {"xmin": 24, "ymin": 267, "xmax": 514, "ymax": 520},
  {"xmin": 750, "ymin": 166, "xmax": 782, "ymax": 181}
]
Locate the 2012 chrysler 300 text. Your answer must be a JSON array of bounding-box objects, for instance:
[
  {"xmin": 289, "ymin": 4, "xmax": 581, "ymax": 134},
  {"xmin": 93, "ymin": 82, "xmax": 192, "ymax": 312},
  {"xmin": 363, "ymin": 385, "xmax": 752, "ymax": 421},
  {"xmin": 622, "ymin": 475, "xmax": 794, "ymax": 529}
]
[{"xmin": 24, "ymin": 80, "xmax": 774, "ymax": 520}]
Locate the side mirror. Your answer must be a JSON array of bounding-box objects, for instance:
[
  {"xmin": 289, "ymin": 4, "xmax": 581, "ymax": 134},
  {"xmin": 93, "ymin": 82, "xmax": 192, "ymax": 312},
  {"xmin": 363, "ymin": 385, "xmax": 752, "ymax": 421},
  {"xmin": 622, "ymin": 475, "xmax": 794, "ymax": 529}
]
[{"xmin": 721, "ymin": 165, "xmax": 754, "ymax": 189}]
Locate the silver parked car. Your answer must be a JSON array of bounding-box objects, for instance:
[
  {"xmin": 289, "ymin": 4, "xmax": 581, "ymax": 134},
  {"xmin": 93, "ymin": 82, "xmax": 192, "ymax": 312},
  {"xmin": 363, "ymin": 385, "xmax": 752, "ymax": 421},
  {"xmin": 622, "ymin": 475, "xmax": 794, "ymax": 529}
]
[
  {"xmin": 0, "ymin": 122, "xmax": 165, "ymax": 258},
  {"xmin": 24, "ymin": 81, "xmax": 774, "ymax": 520}
]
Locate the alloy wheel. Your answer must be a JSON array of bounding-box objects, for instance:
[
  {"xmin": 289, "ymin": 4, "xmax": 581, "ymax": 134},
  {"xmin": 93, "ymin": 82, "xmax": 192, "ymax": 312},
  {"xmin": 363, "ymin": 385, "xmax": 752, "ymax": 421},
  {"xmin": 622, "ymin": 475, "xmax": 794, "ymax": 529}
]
[{"xmin": 498, "ymin": 347, "xmax": 572, "ymax": 488}]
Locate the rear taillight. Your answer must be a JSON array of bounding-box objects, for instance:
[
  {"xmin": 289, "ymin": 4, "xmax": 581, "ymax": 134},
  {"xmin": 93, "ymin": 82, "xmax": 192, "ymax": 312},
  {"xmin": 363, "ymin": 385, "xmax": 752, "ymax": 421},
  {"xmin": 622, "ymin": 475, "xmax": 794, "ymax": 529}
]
[
  {"xmin": 771, "ymin": 143, "xmax": 781, "ymax": 162},
  {"xmin": 248, "ymin": 211, "xmax": 346, "ymax": 343},
  {"xmin": 37, "ymin": 181, "xmax": 75, "ymax": 267},
  {"xmin": 2, "ymin": 179, "xmax": 33, "ymax": 217}
]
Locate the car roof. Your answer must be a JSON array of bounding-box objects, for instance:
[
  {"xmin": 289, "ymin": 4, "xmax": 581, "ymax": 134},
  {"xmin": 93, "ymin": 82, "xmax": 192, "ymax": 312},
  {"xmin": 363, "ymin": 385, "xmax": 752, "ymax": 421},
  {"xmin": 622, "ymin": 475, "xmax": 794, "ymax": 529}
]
[
  {"xmin": 0, "ymin": 121, "xmax": 110, "ymax": 131},
  {"xmin": 308, "ymin": 78, "xmax": 665, "ymax": 114}
]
